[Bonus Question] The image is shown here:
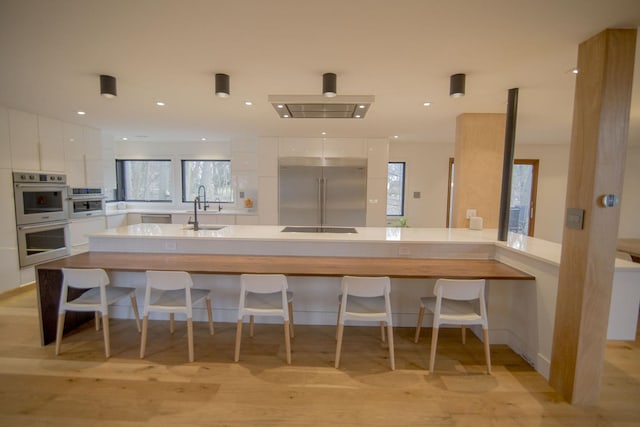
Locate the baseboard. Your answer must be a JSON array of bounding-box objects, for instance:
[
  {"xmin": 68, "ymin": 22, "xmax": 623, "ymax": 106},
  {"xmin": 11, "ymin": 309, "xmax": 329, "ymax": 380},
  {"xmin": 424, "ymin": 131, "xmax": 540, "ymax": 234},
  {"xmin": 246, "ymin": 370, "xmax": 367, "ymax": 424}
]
[{"xmin": 0, "ymin": 282, "xmax": 35, "ymax": 300}]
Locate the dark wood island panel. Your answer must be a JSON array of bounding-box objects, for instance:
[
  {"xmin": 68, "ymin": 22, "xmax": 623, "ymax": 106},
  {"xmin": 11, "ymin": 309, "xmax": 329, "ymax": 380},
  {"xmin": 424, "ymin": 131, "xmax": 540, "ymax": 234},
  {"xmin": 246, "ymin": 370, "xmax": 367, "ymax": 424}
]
[{"xmin": 36, "ymin": 252, "xmax": 535, "ymax": 345}]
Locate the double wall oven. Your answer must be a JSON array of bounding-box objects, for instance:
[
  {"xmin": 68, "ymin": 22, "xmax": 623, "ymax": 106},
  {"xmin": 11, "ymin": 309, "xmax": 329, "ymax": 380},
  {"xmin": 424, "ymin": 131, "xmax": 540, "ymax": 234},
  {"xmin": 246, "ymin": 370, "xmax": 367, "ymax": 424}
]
[{"xmin": 13, "ymin": 172, "xmax": 70, "ymax": 267}]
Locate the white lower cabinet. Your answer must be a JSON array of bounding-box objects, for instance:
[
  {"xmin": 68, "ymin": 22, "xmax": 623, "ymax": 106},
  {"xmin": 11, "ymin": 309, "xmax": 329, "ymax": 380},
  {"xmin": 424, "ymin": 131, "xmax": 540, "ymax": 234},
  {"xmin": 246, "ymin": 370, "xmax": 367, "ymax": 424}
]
[
  {"xmin": 69, "ymin": 217, "xmax": 106, "ymax": 254},
  {"xmin": 106, "ymin": 213, "xmax": 127, "ymax": 229}
]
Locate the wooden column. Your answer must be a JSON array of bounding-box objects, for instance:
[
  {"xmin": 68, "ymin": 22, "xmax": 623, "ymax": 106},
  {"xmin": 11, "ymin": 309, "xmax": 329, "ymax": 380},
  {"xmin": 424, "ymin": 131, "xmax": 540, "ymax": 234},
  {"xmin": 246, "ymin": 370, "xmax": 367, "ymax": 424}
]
[
  {"xmin": 549, "ymin": 29, "xmax": 636, "ymax": 406},
  {"xmin": 451, "ymin": 113, "xmax": 506, "ymax": 228}
]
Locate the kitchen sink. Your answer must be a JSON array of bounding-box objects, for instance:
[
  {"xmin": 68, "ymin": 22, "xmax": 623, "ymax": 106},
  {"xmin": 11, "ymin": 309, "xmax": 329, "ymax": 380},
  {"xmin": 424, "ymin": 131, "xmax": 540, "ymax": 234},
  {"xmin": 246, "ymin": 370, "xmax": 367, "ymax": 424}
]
[
  {"xmin": 182, "ymin": 225, "xmax": 226, "ymax": 231},
  {"xmin": 281, "ymin": 226, "xmax": 357, "ymax": 233}
]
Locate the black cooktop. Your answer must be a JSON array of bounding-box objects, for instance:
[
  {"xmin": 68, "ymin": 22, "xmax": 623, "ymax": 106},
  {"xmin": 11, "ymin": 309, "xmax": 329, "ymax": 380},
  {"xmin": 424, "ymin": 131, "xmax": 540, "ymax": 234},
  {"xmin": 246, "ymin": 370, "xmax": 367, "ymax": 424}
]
[{"xmin": 281, "ymin": 226, "xmax": 357, "ymax": 234}]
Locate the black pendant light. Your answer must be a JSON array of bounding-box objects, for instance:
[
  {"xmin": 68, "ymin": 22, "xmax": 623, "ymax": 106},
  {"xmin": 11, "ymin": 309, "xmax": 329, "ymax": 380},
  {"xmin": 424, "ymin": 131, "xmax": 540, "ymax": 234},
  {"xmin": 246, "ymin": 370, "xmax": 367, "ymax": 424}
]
[
  {"xmin": 323, "ymin": 73, "xmax": 337, "ymax": 97},
  {"xmin": 215, "ymin": 73, "xmax": 230, "ymax": 98},
  {"xmin": 100, "ymin": 74, "xmax": 117, "ymax": 98},
  {"xmin": 449, "ymin": 73, "xmax": 466, "ymax": 98}
]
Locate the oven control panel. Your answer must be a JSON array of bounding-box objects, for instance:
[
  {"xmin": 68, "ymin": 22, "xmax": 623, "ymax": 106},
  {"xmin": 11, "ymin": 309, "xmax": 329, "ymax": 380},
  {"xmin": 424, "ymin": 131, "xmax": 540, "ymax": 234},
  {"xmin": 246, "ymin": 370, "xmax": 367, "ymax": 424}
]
[{"xmin": 13, "ymin": 172, "xmax": 66, "ymax": 184}]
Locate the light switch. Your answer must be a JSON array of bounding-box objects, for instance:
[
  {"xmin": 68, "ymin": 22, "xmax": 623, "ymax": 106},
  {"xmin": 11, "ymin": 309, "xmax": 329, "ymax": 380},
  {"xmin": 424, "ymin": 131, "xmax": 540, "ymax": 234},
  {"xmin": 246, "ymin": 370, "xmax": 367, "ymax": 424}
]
[
  {"xmin": 566, "ymin": 208, "xmax": 584, "ymax": 230},
  {"xmin": 413, "ymin": 191, "xmax": 421, "ymax": 199}
]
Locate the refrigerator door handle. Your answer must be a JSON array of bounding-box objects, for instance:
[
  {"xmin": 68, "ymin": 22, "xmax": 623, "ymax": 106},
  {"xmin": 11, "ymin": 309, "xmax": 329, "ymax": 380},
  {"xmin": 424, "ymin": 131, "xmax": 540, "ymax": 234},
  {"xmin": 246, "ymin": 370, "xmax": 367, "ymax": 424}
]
[{"xmin": 321, "ymin": 177, "xmax": 327, "ymax": 226}]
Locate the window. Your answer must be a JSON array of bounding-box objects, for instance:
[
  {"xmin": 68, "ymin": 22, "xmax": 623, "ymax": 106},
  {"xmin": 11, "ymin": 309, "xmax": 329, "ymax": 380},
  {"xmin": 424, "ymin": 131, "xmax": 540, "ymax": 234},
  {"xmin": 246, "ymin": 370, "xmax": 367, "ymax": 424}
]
[
  {"xmin": 387, "ymin": 162, "xmax": 405, "ymax": 216},
  {"xmin": 181, "ymin": 160, "xmax": 233, "ymax": 203},
  {"xmin": 115, "ymin": 160, "xmax": 172, "ymax": 202}
]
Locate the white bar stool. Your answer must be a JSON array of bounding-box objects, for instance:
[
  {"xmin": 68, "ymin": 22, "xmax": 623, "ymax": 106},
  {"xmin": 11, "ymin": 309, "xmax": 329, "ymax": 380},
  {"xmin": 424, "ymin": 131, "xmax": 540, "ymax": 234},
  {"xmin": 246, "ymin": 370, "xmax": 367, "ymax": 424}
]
[
  {"xmin": 55, "ymin": 268, "xmax": 141, "ymax": 358},
  {"xmin": 335, "ymin": 276, "xmax": 394, "ymax": 370},
  {"xmin": 234, "ymin": 274, "xmax": 293, "ymax": 364},
  {"xmin": 140, "ymin": 270, "xmax": 214, "ymax": 362}
]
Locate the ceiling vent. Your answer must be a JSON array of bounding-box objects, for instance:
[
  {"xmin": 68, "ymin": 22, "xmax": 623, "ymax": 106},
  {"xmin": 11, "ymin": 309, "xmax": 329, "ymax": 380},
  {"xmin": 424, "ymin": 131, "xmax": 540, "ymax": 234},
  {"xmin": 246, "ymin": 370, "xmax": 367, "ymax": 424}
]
[{"xmin": 268, "ymin": 95, "xmax": 374, "ymax": 119}]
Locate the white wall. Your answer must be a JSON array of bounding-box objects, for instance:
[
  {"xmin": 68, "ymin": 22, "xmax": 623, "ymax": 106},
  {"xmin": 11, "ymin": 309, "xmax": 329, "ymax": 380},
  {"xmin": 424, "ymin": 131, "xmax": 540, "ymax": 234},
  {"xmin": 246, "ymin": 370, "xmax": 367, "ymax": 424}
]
[
  {"xmin": 388, "ymin": 141, "xmax": 639, "ymax": 243},
  {"xmin": 388, "ymin": 142, "xmax": 453, "ymax": 228}
]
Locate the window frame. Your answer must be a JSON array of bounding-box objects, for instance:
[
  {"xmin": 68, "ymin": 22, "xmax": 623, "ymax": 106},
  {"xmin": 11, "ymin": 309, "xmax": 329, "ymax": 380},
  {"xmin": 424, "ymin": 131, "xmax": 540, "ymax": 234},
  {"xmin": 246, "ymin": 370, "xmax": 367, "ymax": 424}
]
[
  {"xmin": 386, "ymin": 161, "xmax": 406, "ymax": 217},
  {"xmin": 180, "ymin": 159, "xmax": 233, "ymax": 204},
  {"xmin": 115, "ymin": 159, "xmax": 173, "ymax": 202}
]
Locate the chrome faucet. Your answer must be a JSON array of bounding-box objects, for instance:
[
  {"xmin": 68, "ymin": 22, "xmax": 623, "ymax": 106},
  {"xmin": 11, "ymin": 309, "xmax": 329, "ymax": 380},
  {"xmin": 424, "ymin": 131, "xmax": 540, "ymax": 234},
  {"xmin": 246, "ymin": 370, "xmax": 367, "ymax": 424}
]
[
  {"xmin": 188, "ymin": 196, "xmax": 201, "ymax": 230},
  {"xmin": 197, "ymin": 185, "xmax": 209, "ymax": 211}
]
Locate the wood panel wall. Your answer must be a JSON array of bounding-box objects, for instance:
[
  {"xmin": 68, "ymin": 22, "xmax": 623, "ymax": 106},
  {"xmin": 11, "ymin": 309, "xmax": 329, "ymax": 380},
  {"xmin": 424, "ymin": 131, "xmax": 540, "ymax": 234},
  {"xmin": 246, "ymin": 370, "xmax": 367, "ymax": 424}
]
[{"xmin": 451, "ymin": 113, "xmax": 506, "ymax": 228}]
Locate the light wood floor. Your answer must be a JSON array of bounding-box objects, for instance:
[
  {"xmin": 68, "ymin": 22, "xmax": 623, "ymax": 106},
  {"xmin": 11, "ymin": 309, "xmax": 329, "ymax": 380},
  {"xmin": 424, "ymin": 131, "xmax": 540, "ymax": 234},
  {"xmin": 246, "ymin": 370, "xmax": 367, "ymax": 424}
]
[{"xmin": 0, "ymin": 289, "xmax": 638, "ymax": 426}]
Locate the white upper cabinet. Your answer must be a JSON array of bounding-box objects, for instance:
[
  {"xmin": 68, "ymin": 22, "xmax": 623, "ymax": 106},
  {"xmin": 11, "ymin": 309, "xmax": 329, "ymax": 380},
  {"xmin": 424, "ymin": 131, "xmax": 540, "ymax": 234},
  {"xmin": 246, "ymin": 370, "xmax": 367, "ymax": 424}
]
[
  {"xmin": 37, "ymin": 116, "xmax": 65, "ymax": 172},
  {"xmin": 63, "ymin": 123, "xmax": 85, "ymax": 187},
  {"xmin": 278, "ymin": 138, "xmax": 323, "ymax": 158},
  {"xmin": 63, "ymin": 123, "xmax": 105, "ymax": 188},
  {"xmin": 8, "ymin": 109, "xmax": 39, "ymax": 171},
  {"xmin": 0, "ymin": 106, "xmax": 10, "ymax": 169},
  {"xmin": 323, "ymin": 138, "xmax": 366, "ymax": 158}
]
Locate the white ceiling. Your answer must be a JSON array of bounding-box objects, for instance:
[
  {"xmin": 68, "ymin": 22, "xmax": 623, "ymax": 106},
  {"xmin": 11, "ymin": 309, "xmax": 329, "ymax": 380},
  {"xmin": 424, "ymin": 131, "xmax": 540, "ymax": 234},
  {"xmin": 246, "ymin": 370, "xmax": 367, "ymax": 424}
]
[{"xmin": 1, "ymin": 0, "xmax": 639, "ymax": 145}]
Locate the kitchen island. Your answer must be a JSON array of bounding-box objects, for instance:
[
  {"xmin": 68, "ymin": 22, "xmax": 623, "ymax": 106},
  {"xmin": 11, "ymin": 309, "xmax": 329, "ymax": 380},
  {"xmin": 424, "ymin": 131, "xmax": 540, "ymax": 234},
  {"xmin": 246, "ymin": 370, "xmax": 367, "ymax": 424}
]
[{"xmin": 39, "ymin": 224, "xmax": 640, "ymax": 379}]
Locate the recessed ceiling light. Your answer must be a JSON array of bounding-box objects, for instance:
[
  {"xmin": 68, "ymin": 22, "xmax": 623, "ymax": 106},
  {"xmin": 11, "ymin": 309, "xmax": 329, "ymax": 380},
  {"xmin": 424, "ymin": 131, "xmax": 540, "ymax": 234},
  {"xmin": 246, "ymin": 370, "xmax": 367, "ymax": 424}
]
[
  {"xmin": 76, "ymin": 111, "xmax": 86, "ymax": 115},
  {"xmin": 244, "ymin": 101, "xmax": 253, "ymax": 106},
  {"xmin": 423, "ymin": 101, "xmax": 432, "ymax": 107},
  {"xmin": 572, "ymin": 68, "xmax": 579, "ymax": 74},
  {"xmin": 122, "ymin": 137, "xmax": 128, "ymax": 141},
  {"xmin": 393, "ymin": 135, "xmax": 399, "ymax": 139},
  {"xmin": 201, "ymin": 137, "xmax": 207, "ymax": 141},
  {"xmin": 321, "ymin": 131, "xmax": 327, "ymax": 135},
  {"xmin": 156, "ymin": 101, "xmax": 165, "ymax": 106}
]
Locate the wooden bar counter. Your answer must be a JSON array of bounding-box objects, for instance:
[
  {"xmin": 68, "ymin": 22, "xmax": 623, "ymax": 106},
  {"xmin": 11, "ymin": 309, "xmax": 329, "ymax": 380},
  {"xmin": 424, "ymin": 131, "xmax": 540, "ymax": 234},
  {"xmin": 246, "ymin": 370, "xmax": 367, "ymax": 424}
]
[{"xmin": 36, "ymin": 251, "xmax": 533, "ymax": 346}]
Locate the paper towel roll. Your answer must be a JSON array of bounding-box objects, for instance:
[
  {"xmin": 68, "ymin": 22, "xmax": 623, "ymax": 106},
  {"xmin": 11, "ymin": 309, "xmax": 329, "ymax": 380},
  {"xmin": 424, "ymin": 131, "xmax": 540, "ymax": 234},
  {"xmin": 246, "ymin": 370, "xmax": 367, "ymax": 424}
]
[{"xmin": 469, "ymin": 216, "xmax": 483, "ymax": 230}]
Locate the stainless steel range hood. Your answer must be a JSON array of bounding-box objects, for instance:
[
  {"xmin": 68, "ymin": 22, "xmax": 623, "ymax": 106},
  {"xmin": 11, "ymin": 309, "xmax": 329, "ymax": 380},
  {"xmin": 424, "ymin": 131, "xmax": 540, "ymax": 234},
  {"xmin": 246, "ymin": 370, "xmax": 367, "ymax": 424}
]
[{"xmin": 268, "ymin": 95, "xmax": 374, "ymax": 119}]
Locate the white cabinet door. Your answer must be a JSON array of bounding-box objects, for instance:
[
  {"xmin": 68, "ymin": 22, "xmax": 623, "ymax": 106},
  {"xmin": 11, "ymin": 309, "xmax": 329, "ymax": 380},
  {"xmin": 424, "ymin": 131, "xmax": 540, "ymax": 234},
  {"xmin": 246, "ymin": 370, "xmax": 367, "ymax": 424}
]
[
  {"xmin": 127, "ymin": 213, "xmax": 142, "ymax": 225},
  {"xmin": 172, "ymin": 214, "xmax": 191, "ymax": 224},
  {"xmin": 37, "ymin": 116, "xmax": 65, "ymax": 172},
  {"xmin": 278, "ymin": 138, "xmax": 323, "ymax": 158},
  {"xmin": 106, "ymin": 213, "xmax": 127, "ymax": 229},
  {"xmin": 323, "ymin": 138, "xmax": 366, "ymax": 158},
  {"xmin": 0, "ymin": 106, "xmax": 11, "ymax": 169},
  {"xmin": 9, "ymin": 109, "xmax": 39, "ymax": 171},
  {"xmin": 63, "ymin": 123, "xmax": 85, "ymax": 187},
  {"xmin": 84, "ymin": 127, "xmax": 104, "ymax": 188}
]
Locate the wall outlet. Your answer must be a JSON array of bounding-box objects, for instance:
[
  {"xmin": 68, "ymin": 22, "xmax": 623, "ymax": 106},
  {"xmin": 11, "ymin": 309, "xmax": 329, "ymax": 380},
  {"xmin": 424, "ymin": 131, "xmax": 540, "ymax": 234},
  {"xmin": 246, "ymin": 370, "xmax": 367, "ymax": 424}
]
[
  {"xmin": 466, "ymin": 209, "xmax": 477, "ymax": 219},
  {"xmin": 398, "ymin": 247, "xmax": 411, "ymax": 256}
]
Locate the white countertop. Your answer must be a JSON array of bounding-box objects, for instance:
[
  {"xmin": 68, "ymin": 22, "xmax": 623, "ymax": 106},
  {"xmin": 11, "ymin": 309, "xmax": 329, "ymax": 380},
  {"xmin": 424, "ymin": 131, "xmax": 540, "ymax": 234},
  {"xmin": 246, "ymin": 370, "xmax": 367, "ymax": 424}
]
[{"xmin": 89, "ymin": 224, "xmax": 640, "ymax": 271}]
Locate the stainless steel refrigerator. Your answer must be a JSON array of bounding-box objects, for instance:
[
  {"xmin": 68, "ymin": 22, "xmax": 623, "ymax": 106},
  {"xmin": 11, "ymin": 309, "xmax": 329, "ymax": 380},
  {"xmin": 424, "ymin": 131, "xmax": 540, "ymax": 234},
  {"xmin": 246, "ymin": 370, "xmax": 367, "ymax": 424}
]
[{"xmin": 278, "ymin": 158, "xmax": 367, "ymax": 227}]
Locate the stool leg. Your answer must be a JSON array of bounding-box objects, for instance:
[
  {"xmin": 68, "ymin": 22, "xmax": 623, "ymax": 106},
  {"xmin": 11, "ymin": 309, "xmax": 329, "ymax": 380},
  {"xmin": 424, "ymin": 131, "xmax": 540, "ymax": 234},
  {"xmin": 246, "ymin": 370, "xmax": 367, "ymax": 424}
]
[
  {"xmin": 335, "ymin": 302, "xmax": 341, "ymax": 340},
  {"xmin": 483, "ymin": 328, "xmax": 492, "ymax": 375},
  {"xmin": 461, "ymin": 326, "xmax": 466, "ymax": 344},
  {"xmin": 187, "ymin": 317, "xmax": 194, "ymax": 362},
  {"xmin": 102, "ymin": 314, "xmax": 111, "ymax": 358},
  {"xmin": 380, "ymin": 321, "xmax": 386, "ymax": 343},
  {"xmin": 249, "ymin": 315, "xmax": 254, "ymax": 337},
  {"xmin": 169, "ymin": 313, "xmax": 175, "ymax": 334},
  {"xmin": 55, "ymin": 313, "xmax": 66, "ymax": 356},
  {"xmin": 387, "ymin": 324, "xmax": 395, "ymax": 371},
  {"xmin": 206, "ymin": 297, "xmax": 214, "ymax": 335},
  {"xmin": 283, "ymin": 320, "xmax": 292, "ymax": 364},
  {"xmin": 335, "ymin": 323, "xmax": 345, "ymax": 368},
  {"xmin": 130, "ymin": 294, "xmax": 141, "ymax": 333},
  {"xmin": 429, "ymin": 327, "xmax": 439, "ymax": 373},
  {"xmin": 140, "ymin": 315, "xmax": 149, "ymax": 358},
  {"xmin": 414, "ymin": 306, "xmax": 425, "ymax": 343},
  {"xmin": 234, "ymin": 319, "xmax": 243, "ymax": 362},
  {"xmin": 288, "ymin": 301, "xmax": 295, "ymax": 338},
  {"xmin": 95, "ymin": 311, "xmax": 100, "ymax": 331}
]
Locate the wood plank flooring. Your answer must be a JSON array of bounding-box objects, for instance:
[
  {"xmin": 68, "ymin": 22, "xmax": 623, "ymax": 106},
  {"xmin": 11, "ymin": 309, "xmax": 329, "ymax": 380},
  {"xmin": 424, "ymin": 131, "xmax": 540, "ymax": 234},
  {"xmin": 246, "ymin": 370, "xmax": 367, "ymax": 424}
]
[{"xmin": 0, "ymin": 288, "xmax": 638, "ymax": 426}]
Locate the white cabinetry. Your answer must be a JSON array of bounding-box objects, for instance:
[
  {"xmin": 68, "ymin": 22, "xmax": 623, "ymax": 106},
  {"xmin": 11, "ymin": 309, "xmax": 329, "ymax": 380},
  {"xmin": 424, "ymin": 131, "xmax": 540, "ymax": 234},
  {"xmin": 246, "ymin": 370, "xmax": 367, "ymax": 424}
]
[
  {"xmin": 8, "ymin": 110, "xmax": 66, "ymax": 172},
  {"xmin": 127, "ymin": 213, "xmax": 142, "ymax": 225},
  {"xmin": 37, "ymin": 116, "xmax": 65, "ymax": 172},
  {"xmin": 106, "ymin": 213, "xmax": 127, "ymax": 229},
  {"xmin": 69, "ymin": 217, "xmax": 106, "ymax": 254},
  {"xmin": 278, "ymin": 138, "xmax": 323, "ymax": 158},
  {"xmin": 9, "ymin": 109, "xmax": 39, "ymax": 171},
  {"xmin": 323, "ymin": 138, "xmax": 365, "ymax": 158},
  {"xmin": 64, "ymin": 123, "xmax": 105, "ymax": 187}
]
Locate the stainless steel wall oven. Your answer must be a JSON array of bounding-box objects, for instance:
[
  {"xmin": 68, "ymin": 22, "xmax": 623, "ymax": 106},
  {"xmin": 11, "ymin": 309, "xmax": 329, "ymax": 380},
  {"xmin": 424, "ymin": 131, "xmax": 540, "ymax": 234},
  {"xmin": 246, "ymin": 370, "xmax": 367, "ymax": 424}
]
[
  {"xmin": 67, "ymin": 187, "xmax": 106, "ymax": 218},
  {"xmin": 13, "ymin": 172, "xmax": 70, "ymax": 267}
]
